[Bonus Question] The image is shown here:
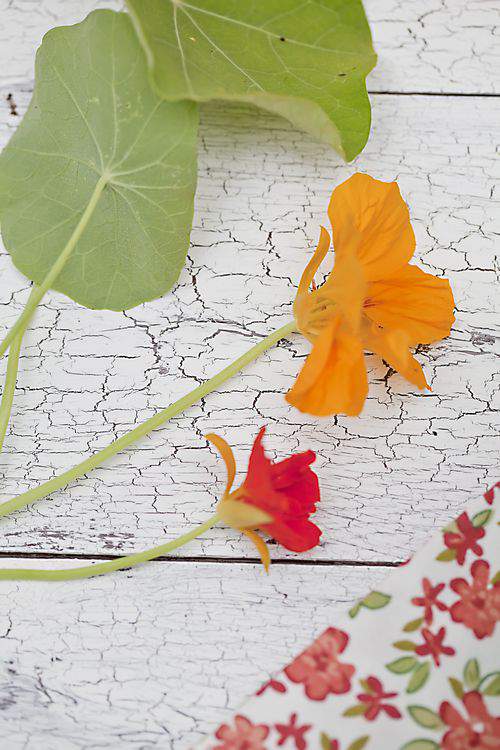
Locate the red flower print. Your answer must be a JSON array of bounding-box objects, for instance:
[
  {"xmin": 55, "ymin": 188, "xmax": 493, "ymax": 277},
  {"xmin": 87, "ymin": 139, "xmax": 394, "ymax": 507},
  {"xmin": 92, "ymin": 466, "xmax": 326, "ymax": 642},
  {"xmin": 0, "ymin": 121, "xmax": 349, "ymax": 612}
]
[
  {"xmin": 285, "ymin": 627, "xmax": 355, "ymax": 700},
  {"xmin": 450, "ymin": 559, "xmax": 500, "ymax": 639},
  {"xmin": 256, "ymin": 678, "xmax": 286, "ymax": 696},
  {"xmin": 439, "ymin": 691, "xmax": 500, "ymax": 750},
  {"xmin": 357, "ymin": 676, "xmax": 402, "ymax": 721},
  {"xmin": 275, "ymin": 713, "xmax": 311, "ymax": 750},
  {"xmin": 208, "ymin": 427, "xmax": 322, "ymax": 564},
  {"xmin": 443, "ymin": 512, "xmax": 485, "ymax": 565},
  {"xmin": 214, "ymin": 715, "xmax": 269, "ymax": 750},
  {"xmin": 484, "ymin": 481, "xmax": 499, "ymax": 505},
  {"xmin": 415, "ymin": 626, "xmax": 455, "ymax": 666},
  {"xmin": 411, "ymin": 577, "xmax": 447, "ymax": 624}
]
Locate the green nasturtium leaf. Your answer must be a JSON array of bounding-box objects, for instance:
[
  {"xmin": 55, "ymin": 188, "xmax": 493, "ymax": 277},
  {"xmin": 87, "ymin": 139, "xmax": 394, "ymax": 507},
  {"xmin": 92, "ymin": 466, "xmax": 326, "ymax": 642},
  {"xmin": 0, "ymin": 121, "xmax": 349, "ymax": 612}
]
[
  {"xmin": 126, "ymin": 0, "xmax": 376, "ymax": 161},
  {"xmin": 0, "ymin": 10, "xmax": 198, "ymax": 311}
]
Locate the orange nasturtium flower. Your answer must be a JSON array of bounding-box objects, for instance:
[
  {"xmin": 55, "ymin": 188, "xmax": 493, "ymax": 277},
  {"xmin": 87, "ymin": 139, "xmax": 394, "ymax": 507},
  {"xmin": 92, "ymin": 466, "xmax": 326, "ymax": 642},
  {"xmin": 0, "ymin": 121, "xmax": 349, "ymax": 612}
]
[
  {"xmin": 206, "ymin": 427, "xmax": 322, "ymax": 569},
  {"xmin": 286, "ymin": 173, "xmax": 455, "ymax": 417}
]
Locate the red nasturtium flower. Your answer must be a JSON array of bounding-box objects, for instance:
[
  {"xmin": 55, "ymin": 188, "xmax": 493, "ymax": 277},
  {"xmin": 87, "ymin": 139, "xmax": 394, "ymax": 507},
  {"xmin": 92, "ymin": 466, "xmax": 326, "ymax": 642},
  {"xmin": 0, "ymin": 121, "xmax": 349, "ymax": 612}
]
[
  {"xmin": 415, "ymin": 626, "xmax": 456, "ymax": 666},
  {"xmin": 439, "ymin": 691, "xmax": 500, "ymax": 750},
  {"xmin": 207, "ymin": 427, "xmax": 321, "ymax": 569},
  {"xmin": 449, "ymin": 559, "xmax": 500, "ymax": 639},
  {"xmin": 411, "ymin": 577, "xmax": 447, "ymax": 624},
  {"xmin": 356, "ymin": 676, "xmax": 402, "ymax": 721},
  {"xmin": 285, "ymin": 627, "xmax": 355, "ymax": 700},
  {"xmin": 287, "ymin": 173, "xmax": 455, "ymax": 416},
  {"xmin": 214, "ymin": 715, "xmax": 269, "ymax": 750},
  {"xmin": 443, "ymin": 512, "xmax": 485, "ymax": 565}
]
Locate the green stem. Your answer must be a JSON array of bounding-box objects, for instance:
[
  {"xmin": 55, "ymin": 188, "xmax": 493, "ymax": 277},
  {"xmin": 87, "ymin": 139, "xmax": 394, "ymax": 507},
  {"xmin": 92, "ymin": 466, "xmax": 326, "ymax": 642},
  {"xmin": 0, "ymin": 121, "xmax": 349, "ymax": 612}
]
[
  {"xmin": 0, "ymin": 286, "xmax": 41, "ymax": 452},
  {"xmin": 0, "ymin": 176, "xmax": 107, "ymax": 359},
  {"xmin": 0, "ymin": 514, "xmax": 219, "ymax": 581},
  {"xmin": 0, "ymin": 333, "xmax": 23, "ymax": 453},
  {"xmin": 0, "ymin": 320, "xmax": 296, "ymax": 518}
]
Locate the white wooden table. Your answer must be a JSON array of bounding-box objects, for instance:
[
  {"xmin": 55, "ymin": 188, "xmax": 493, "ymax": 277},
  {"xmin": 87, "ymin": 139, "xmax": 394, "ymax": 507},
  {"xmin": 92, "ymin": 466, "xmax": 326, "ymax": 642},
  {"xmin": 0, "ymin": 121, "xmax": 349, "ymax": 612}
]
[{"xmin": 0, "ymin": 2, "xmax": 498, "ymax": 748}]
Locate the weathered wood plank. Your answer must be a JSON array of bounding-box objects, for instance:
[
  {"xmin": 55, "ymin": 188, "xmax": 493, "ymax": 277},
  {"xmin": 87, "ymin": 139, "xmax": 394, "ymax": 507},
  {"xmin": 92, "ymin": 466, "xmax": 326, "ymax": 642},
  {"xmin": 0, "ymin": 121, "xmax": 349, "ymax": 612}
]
[
  {"xmin": 0, "ymin": 91, "xmax": 497, "ymax": 561},
  {"xmin": 0, "ymin": 0, "xmax": 497, "ymax": 94},
  {"xmin": 0, "ymin": 559, "xmax": 389, "ymax": 749}
]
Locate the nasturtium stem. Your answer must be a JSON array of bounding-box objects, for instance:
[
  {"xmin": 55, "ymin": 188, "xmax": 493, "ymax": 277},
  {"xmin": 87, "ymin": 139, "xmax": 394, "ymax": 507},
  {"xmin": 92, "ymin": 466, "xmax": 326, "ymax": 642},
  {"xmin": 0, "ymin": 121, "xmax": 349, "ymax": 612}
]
[
  {"xmin": 0, "ymin": 320, "xmax": 296, "ymax": 518},
  {"xmin": 0, "ymin": 514, "xmax": 219, "ymax": 581},
  {"xmin": 0, "ymin": 176, "xmax": 108, "ymax": 359},
  {"xmin": 0, "ymin": 333, "xmax": 23, "ymax": 453},
  {"xmin": 0, "ymin": 286, "xmax": 41, "ymax": 453}
]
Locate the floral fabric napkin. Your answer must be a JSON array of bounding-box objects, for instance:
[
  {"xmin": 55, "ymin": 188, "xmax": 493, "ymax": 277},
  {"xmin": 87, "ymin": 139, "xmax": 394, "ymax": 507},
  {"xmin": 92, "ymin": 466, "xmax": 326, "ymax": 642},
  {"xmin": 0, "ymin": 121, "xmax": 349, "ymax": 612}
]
[{"xmin": 200, "ymin": 483, "xmax": 500, "ymax": 750}]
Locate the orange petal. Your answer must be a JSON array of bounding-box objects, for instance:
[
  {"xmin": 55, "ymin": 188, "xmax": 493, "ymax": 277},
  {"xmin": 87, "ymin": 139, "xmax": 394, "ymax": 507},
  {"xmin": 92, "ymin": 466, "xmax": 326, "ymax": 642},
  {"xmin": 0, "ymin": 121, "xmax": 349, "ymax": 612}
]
[
  {"xmin": 367, "ymin": 325, "xmax": 429, "ymax": 389},
  {"xmin": 286, "ymin": 316, "xmax": 368, "ymax": 417},
  {"xmin": 205, "ymin": 432, "xmax": 236, "ymax": 497},
  {"xmin": 328, "ymin": 173, "xmax": 415, "ymax": 281},
  {"xmin": 243, "ymin": 530, "xmax": 271, "ymax": 572},
  {"xmin": 364, "ymin": 264, "xmax": 455, "ymax": 345},
  {"xmin": 296, "ymin": 226, "xmax": 331, "ymax": 297},
  {"xmin": 321, "ymin": 248, "xmax": 367, "ymax": 335}
]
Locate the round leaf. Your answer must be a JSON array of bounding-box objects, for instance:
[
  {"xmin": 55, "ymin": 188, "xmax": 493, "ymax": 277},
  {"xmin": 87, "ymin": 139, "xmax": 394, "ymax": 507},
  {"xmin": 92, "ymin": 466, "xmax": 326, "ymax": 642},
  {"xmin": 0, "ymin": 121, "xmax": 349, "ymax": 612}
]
[
  {"xmin": 0, "ymin": 10, "xmax": 199, "ymax": 311},
  {"xmin": 126, "ymin": 0, "xmax": 376, "ymax": 161}
]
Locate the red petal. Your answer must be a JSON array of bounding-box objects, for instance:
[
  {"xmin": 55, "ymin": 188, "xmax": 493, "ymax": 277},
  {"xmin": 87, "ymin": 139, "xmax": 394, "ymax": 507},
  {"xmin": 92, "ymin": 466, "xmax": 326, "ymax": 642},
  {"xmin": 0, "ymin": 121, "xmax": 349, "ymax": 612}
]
[
  {"xmin": 470, "ymin": 559, "xmax": 490, "ymax": 586},
  {"xmin": 439, "ymin": 701, "xmax": 465, "ymax": 729},
  {"xmin": 263, "ymin": 517, "xmax": 322, "ymax": 552},
  {"xmin": 384, "ymin": 704, "xmax": 402, "ymax": 719},
  {"xmin": 463, "ymin": 691, "xmax": 489, "ymax": 722}
]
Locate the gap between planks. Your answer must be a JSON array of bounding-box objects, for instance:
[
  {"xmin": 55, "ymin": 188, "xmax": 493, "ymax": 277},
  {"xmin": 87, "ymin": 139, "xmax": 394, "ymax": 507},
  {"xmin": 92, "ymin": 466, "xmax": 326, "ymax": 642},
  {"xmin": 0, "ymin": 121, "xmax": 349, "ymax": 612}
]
[
  {"xmin": 0, "ymin": 550, "xmax": 401, "ymax": 567},
  {"xmin": 368, "ymin": 90, "xmax": 499, "ymax": 98}
]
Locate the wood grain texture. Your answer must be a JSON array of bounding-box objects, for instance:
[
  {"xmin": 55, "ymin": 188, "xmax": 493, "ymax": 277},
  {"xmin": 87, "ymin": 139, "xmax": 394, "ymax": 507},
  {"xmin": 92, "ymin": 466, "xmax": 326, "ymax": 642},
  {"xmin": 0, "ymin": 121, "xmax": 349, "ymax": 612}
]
[{"xmin": 0, "ymin": 560, "xmax": 389, "ymax": 749}]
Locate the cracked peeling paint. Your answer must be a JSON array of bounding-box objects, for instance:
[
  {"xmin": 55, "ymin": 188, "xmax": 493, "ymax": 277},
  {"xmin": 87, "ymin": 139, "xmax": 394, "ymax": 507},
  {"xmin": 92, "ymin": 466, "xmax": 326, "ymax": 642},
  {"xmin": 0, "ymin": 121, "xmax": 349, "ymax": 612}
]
[
  {"xmin": 0, "ymin": 90, "xmax": 497, "ymax": 562},
  {"xmin": 0, "ymin": 2, "xmax": 498, "ymax": 746},
  {"xmin": 0, "ymin": 560, "xmax": 389, "ymax": 750}
]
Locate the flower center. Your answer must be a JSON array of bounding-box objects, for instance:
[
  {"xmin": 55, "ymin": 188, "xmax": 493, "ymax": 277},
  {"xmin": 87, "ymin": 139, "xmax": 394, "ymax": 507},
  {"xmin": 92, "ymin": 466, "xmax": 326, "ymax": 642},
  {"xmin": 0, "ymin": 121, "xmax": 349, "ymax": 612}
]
[{"xmin": 313, "ymin": 652, "xmax": 332, "ymax": 671}]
